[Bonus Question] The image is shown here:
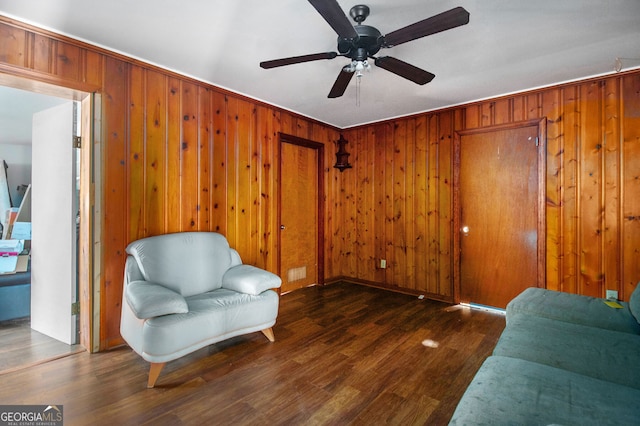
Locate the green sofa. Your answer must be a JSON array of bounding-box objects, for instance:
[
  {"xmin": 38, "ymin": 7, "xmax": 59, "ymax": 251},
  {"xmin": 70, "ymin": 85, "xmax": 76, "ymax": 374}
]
[{"xmin": 449, "ymin": 286, "xmax": 640, "ymax": 425}]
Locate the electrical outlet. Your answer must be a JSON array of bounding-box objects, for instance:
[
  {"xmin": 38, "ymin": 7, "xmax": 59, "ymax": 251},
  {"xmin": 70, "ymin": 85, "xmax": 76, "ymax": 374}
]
[
  {"xmin": 380, "ymin": 259, "xmax": 386, "ymax": 269},
  {"xmin": 606, "ymin": 290, "xmax": 618, "ymax": 300}
]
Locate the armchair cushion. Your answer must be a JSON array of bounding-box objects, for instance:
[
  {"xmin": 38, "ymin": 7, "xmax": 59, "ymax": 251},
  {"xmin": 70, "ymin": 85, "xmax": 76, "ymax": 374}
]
[
  {"xmin": 126, "ymin": 280, "xmax": 189, "ymax": 319},
  {"xmin": 126, "ymin": 232, "xmax": 232, "ymax": 297},
  {"xmin": 222, "ymin": 264, "xmax": 282, "ymax": 295}
]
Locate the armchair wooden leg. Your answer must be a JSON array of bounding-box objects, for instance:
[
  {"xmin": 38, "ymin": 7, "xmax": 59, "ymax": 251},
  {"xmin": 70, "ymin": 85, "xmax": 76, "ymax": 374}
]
[
  {"xmin": 261, "ymin": 327, "xmax": 275, "ymax": 342},
  {"xmin": 147, "ymin": 362, "xmax": 166, "ymax": 388}
]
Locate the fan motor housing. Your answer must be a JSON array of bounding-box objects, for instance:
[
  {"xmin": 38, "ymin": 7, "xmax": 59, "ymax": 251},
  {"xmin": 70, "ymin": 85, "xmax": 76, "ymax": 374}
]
[{"xmin": 337, "ymin": 25, "xmax": 383, "ymax": 59}]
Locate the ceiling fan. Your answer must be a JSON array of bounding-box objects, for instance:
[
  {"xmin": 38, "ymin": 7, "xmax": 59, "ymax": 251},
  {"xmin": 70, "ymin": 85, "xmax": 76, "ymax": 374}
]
[{"xmin": 259, "ymin": 0, "xmax": 470, "ymax": 98}]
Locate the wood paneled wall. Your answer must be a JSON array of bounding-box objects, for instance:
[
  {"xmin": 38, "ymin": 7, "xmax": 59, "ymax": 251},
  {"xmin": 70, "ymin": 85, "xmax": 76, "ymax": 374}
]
[
  {"xmin": 0, "ymin": 17, "xmax": 341, "ymax": 349},
  {"xmin": 337, "ymin": 74, "xmax": 640, "ymax": 304},
  {"xmin": 1, "ymin": 16, "xmax": 639, "ymax": 350},
  {"xmin": 101, "ymin": 61, "xmax": 342, "ymax": 348}
]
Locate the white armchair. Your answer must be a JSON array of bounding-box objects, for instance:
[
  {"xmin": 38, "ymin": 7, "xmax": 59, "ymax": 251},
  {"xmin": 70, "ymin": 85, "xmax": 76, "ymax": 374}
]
[{"xmin": 120, "ymin": 232, "xmax": 281, "ymax": 387}]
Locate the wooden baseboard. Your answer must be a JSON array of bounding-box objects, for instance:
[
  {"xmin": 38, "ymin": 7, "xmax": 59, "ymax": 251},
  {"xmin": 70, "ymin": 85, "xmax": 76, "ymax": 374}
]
[{"xmin": 322, "ymin": 276, "xmax": 454, "ymax": 304}]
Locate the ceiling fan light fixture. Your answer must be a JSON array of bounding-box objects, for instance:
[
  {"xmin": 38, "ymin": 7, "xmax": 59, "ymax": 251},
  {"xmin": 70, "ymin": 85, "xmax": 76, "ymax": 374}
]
[
  {"xmin": 345, "ymin": 59, "xmax": 370, "ymax": 76},
  {"xmin": 261, "ymin": 1, "xmax": 470, "ymax": 99}
]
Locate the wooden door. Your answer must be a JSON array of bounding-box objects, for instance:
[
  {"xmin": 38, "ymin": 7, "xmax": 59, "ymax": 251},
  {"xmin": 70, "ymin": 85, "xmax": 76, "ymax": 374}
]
[
  {"xmin": 456, "ymin": 122, "xmax": 544, "ymax": 309},
  {"xmin": 279, "ymin": 138, "xmax": 321, "ymax": 293}
]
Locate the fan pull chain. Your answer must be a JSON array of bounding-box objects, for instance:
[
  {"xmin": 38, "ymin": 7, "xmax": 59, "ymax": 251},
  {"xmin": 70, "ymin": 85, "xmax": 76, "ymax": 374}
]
[{"xmin": 356, "ymin": 73, "xmax": 361, "ymax": 107}]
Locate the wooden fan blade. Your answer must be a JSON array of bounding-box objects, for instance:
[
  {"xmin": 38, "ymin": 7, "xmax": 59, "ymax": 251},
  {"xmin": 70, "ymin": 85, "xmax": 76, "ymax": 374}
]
[
  {"xmin": 374, "ymin": 57, "xmax": 435, "ymax": 85},
  {"xmin": 260, "ymin": 52, "xmax": 338, "ymax": 69},
  {"xmin": 308, "ymin": 0, "xmax": 358, "ymax": 40},
  {"xmin": 328, "ymin": 69, "xmax": 354, "ymax": 98},
  {"xmin": 383, "ymin": 6, "xmax": 469, "ymax": 47}
]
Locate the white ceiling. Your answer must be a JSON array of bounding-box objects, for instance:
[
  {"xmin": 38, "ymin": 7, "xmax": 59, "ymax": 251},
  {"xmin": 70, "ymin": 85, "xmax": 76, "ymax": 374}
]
[{"xmin": 0, "ymin": 0, "xmax": 639, "ymax": 129}]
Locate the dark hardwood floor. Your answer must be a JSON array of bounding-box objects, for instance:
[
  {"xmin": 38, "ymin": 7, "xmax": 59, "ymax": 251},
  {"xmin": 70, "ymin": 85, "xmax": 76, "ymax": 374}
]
[
  {"xmin": 0, "ymin": 282, "xmax": 505, "ymax": 425},
  {"xmin": 0, "ymin": 317, "xmax": 83, "ymax": 374}
]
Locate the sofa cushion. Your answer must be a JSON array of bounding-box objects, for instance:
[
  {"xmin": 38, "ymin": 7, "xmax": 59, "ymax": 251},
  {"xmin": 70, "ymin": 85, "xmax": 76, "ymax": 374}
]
[
  {"xmin": 222, "ymin": 265, "xmax": 282, "ymax": 295},
  {"xmin": 506, "ymin": 287, "xmax": 640, "ymax": 334},
  {"xmin": 493, "ymin": 312, "xmax": 640, "ymax": 389},
  {"xmin": 125, "ymin": 280, "xmax": 188, "ymax": 319},
  {"xmin": 629, "ymin": 283, "xmax": 640, "ymax": 323},
  {"xmin": 449, "ymin": 356, "xmax": 640, "ymax": 425},
  {"xmin": 126, "ymin": 232, "xmax": 233, "ymax": 297}
]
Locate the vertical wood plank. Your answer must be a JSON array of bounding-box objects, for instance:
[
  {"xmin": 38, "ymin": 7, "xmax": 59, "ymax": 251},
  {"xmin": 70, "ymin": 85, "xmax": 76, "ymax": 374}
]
[
  {"xmin": 256, "ymin": 105, "xmax": 276, "ymax": 271},
  {"xmin": 526, "ymin": 93, "xmax": 543, "ymax": 120},
  {"xmin": 427, "ymin": 114, "xmax": 440, "ymax": 295},
  {"xmin": 463, "ymin": 105, "xmax": 479, "ymax": 130},
  {"xmin": 180, "ymin": 82, "xmax": 199, "ymax": 231},
  {"xmin": 355, "ymin": 127, "xmax": 371, "ymax": 280},
  {"xmin": 561, "ymin": 86, "xmax": 579, "ymax": 294},
  {"xmin": 480, "ymin": 102, "xmax": 493, "ymax": 127},
  {"xmin": 622, "ymin": 74, "xmax": 640, "ymax": 299},
  {"xmin": 53, "ymin": 40, "xmax": 81, "ymax": 81},
  {"xmin": 579, "ymin": 81, "xmax": 604, "ymax": 297},
  {"xmin": 493, "ymin": 98, "xmax": 511, "ymax": 125},
  {"xmin": 32, "ymin": 33, "xmax": 51, "ymax": 74},
  {"xmin": 166, "ymin": 78, "xmax": 182, "ymax": 233},
  {"xmin": 363, "ymin": 126, "xmax": 376, "ymax": 282},
  {"xmin": 84, "ymin": 50, "xmax": 102, "ymax": 87},
  {"xmin": 226, "ymin": 96, "xmax": 239, "ymax": 247},
  {"xmin": 0, "ymin": 23, "xmax": 27, "ymax": 67},
  {"xmin": 512, "ymin": 96, "xmax": 526, "ymax": 123},
  {"xmin": 127, "ymin": 65, "xmax": 145, "ymax": 240},
  {"xmin": 391, "ymin": 120, "xmax": 407, "ymax": 288},
  {"xmin": 211, "ymin": 92, "xmax": 227, "ymax": 235},
  {"xmin": 344, "ymin": 130, "xmax": 358, "ymax": 278},
  {"xmin": 198, "ymin": 86, "xmax": 212, "ymax": 231},
  {"xmin": 414, "ymin": 115, "xmax": 428, "ymax": 293},
  {"xmin": 603, "ymin": 77, "xmax": 622, "ymax": 294},
  {"xmin": 542, "ymin": 90, "xmax": 562, "ymax": 292},
  {"xmin": 373, "ymin": 124, "xmax": 387, "ymax": 284},
  {"xmin": 405, "ymin": 118, "xmax": 416, "ymax": 290},
  {"xmin": 384, "ymin": 122, "xmax": 396, "ymax": 287},
  {"xmin": 249, "ymin": 104, "xmax": 261, "ymax": 267},
  {"xmin": 437, "ymin": 112, "xmax": 454, "ymax": 297},
  {"xmin": 144, "ymin": 70, "xmax": 167, "ymax": 237},
  {"xmin": 234, "ymin": 98, "xmax": 255, "ymax": 260},
  {"xmin": 101, "ymin": 57, "xmax": 128, "ymax": 348}
]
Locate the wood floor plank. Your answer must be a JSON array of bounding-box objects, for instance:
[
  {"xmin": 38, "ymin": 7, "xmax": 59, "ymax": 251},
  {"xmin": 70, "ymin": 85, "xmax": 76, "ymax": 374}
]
[
  {"xmin": 0, "ymin": 318, "xmax": 84, "ymax": 374},
  {"xmin": 0, "ymin": 282, "xmax": 505, "ymax": 425}
]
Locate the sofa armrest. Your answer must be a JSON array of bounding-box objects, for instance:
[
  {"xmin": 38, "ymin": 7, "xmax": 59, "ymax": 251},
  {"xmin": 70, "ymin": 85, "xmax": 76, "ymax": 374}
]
[
  {"xmin": 222, "ymin": 265, "xmax": 282, "ymax": 295},
  {"xmin": 125, "ymin": 280, "xmax": 189, "ymax": 319}
]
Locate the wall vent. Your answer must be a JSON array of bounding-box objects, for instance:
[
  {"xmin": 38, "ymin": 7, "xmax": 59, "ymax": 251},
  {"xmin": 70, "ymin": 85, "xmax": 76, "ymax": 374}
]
[{"xmin": 287, "ymin": 266, "xmax": 307, "ymax": 282}]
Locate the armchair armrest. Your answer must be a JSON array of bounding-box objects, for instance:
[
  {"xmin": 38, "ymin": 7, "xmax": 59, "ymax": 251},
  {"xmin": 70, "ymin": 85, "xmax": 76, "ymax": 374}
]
[
  {"xmin": 125, "ymin": 280, "xmax": 189, "ymax": 319},
  {"xmin": 222, "ymin": 265, "xmax": 282, "ymax": 295}
]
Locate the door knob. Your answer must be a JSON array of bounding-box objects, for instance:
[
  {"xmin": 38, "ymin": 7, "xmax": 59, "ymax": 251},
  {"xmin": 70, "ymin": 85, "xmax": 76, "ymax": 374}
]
[
  {"xmin": 462, "ymin": 226, "xmax": 470, "ymax": 236},
  {"xmin": 280, "ymin": 225, "xmax": 285, "ymax": 230}
]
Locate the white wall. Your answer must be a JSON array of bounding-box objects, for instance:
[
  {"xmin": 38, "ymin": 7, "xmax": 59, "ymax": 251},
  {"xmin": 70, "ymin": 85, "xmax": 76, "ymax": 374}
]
[{"xmin": 0, "ymin": 143, "xmax": 32, "ymax": 206}]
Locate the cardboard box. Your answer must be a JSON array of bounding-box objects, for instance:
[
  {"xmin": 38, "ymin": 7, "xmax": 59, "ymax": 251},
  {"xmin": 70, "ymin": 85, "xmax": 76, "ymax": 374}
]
[{"xmin": 0, "ymin": 254, "xmax": 29, "ymax": 275}]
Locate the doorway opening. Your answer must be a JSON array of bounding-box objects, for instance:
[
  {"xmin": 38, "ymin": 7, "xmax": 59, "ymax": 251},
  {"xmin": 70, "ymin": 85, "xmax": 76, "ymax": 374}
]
[
  {"xmin": 278, "ymin": 133, "xmax": 325, "ymax": 294},
  {"xmin": 0, "ymin": 77, "xmax": 96, "ymax": 374}
]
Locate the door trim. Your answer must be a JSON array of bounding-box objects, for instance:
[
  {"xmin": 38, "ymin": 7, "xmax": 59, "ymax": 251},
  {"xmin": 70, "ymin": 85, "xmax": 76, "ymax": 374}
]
[
  {"xmin": 452, "ymin": 118, "xmax": 547, "ymax": 304},
  {"xmin": 0, "ymin": 73, "xmax": 100, "ymax": 351},
  {"xmin": 277, "ymin": 133, "xmax": 325, "ymax": 289}
]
